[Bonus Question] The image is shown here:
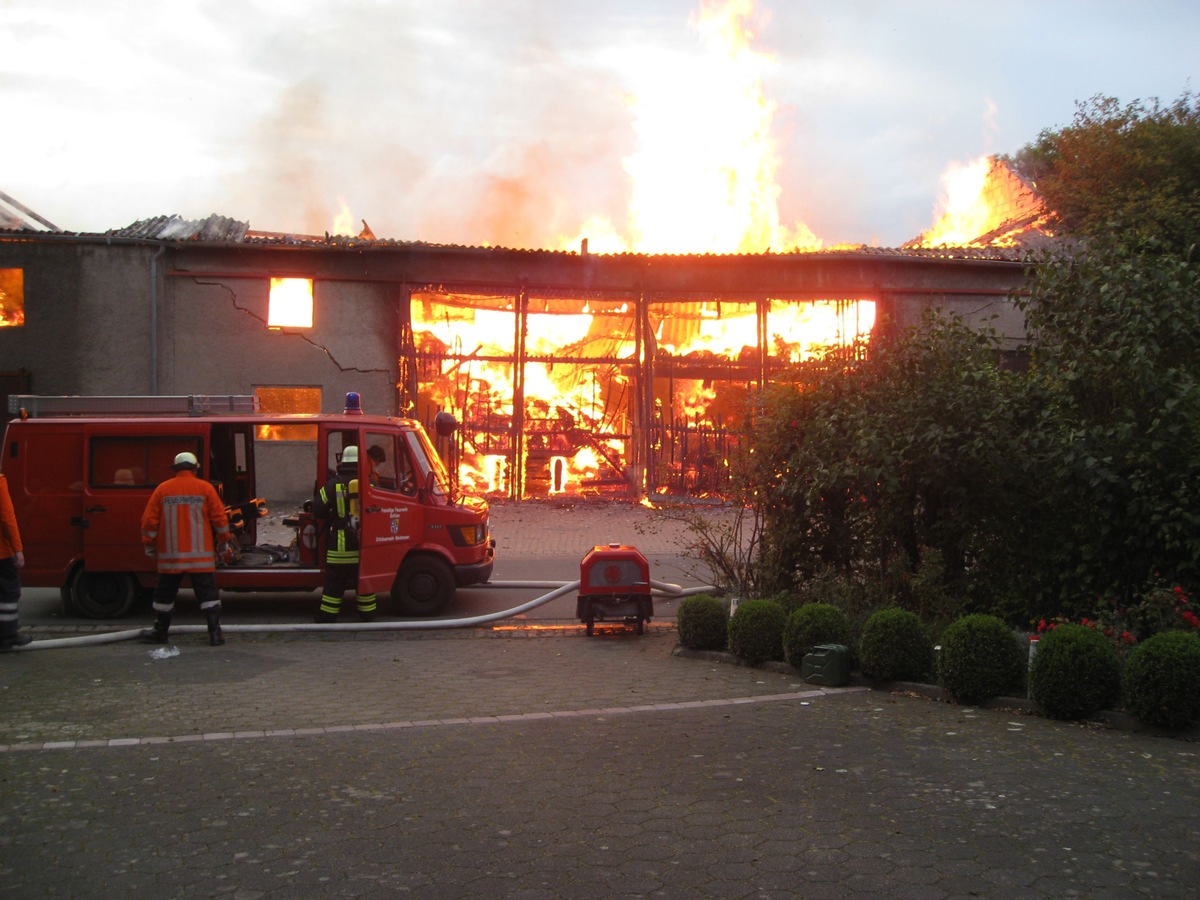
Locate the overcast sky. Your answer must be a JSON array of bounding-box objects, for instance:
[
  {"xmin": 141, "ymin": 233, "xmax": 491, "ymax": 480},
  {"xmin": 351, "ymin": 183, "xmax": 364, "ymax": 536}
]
[{"xmin": 2, "ymin": 0, "xmax": 1197, "ymax": 249}]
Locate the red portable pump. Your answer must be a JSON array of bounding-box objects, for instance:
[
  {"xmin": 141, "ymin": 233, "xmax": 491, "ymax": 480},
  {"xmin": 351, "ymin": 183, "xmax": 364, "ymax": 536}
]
[{"xmin": 577, "ymin": 543, "xmax": 653, "ymax": 635}]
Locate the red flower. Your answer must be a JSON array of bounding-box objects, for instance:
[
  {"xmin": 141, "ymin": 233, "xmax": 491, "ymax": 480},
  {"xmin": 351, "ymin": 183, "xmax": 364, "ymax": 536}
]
[{"xmin": 1121, "ymin": 631, "xmax": 1136, "ymax": 644}]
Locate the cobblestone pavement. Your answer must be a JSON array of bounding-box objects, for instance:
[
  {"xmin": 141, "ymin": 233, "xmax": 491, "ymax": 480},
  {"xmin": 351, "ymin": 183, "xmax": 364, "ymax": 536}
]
[{"xmin": 2, "ymin": 627, "xmax": 1199, "ymax": 898}]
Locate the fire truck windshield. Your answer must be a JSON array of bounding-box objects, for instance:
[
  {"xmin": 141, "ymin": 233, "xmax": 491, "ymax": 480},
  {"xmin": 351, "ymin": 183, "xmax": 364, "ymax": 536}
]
[{"xmin": 404, "ymin": 427, "xmax": 455, "ymax": 502}]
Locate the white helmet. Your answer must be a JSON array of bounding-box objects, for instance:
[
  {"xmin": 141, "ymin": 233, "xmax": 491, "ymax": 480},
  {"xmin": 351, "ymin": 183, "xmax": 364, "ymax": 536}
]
[
  {"xmin": 171, "ymin": 451, "xmax": 199, "ymax": 470},
  {"xmin": 341, "ymin": 446, "xmax": 359, "ymax": 465}
]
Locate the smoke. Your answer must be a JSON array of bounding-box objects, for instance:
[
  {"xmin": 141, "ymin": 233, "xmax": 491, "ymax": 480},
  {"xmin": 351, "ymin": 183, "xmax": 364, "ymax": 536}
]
[{"xmin": 209, "ymin": 1, "xmax": 636, "ymax": 245}]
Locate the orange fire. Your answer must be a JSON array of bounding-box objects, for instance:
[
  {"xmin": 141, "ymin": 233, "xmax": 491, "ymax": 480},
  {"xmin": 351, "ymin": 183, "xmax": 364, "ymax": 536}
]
[
  {"xmin": 0, "ymin": 267, "xmax": 24, "ymax": 327},
  {"xmin": 410, "ymin": 0, "xmax": 879, "ymax": 498},
  {"xmin": 559, "ymin": 0, "xmax": 821, "ymax": 255},
  {"xmin": 411, "ymin": 292, "xmax": 874, "ymax": 497},
  {"xmin": 331, "ymin": 198, "xmax": 355, "ymax": 237},
  {"xmin": 910, "ymin": 156, "xmax": 1046, "ymax": 248}
]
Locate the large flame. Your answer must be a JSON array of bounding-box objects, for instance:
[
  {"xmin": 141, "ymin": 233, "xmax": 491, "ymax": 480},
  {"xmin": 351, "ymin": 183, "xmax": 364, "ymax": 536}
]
[
  {"xmin": 411, "ymin": 0, "xmax": 879, "ymax": 498},
  {"xmin": 911, "ymin": 156, "xmax": 1046, "ymax": 248},
  {"xmin": 413, "ymin": 291, "xmax": 874, "ymax": 497},
  {"xmin": 560, "ymin": 0, "xmax": 820, "ymax": 254}
]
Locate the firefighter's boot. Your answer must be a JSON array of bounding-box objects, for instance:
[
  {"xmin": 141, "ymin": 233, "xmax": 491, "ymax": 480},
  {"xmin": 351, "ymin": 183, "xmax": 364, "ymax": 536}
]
[
  {"xmin": 205, "ymin": 611, "xmax": 225, "ymax": 646},
  {"xmin": 139, "ymin": 613, "xmax": 171, "ymax": 644},
  {"xmin": 0, "ymin": 625, "xmax": 32, "ymax": 650}
]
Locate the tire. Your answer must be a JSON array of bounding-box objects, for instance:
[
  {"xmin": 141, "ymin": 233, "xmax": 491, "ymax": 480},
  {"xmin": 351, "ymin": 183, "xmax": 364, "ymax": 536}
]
[
  {"xmin": 71, "ymin": 570, "xmax": 137, "ymax": 619},
  {"xmin": 392, "ymin": 555, "xmax": 455, "ymax": 617},
  {"xmin": 59, "ymin": 583, "xmax": 78, "ymax": 616}
]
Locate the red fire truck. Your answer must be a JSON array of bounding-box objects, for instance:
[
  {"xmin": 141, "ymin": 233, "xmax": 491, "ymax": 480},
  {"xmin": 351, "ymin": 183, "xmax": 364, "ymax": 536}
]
[{"xmin": 1, "ymin": 393, "xmax": 494, "ymax": 619}]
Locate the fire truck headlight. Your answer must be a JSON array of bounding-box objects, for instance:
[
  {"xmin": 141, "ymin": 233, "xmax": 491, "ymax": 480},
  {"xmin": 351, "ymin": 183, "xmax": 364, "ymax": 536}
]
[{"xmin": 452, "ymin": 524, "xmax": 486, "ymax": 547}]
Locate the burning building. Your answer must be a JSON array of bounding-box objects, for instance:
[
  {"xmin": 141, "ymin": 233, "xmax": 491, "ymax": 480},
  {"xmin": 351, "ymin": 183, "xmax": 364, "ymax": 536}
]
[
  {"xmin": 0, "ymin": 0, "xmax": 1059, "ymax": 502},
  {"xmin": 0, "ymin": 156, "xmax": 1051, "ymax": 501}
]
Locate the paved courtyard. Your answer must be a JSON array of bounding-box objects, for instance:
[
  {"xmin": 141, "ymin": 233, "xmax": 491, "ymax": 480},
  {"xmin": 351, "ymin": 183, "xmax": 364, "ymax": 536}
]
[{"xmin": 1, "ymin": 500, "xmax": 1198, "ymax": 896}]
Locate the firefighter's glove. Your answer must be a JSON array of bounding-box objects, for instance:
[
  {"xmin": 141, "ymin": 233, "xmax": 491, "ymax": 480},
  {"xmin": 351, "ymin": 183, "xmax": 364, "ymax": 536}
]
[{"xmin": 144, "ymin": 545, "xmax": 157, "ymax": 558}]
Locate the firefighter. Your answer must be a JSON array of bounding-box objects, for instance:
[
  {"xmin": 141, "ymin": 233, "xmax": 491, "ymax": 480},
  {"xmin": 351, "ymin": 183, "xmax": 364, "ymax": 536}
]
[
  {"xmin": 313, "ymin": 445, "xmax": 377, "ymax": 622},
  {"xmin": 139, "ymin": 451, "xmax": 231, "ymax": 646},
  {"xmin": 0, "ymin": 470, "xmax": 31, "ymax": 650}
]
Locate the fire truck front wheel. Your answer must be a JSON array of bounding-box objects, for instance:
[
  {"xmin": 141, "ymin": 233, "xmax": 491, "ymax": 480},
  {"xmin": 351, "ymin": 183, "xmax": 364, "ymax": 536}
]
[
  {"xmin": 392, "ymin": 555, "xmax": 454, "ymax": 617},
  {"xmin": 70, "ymin": 569, "xmax": 137, "ymax": 619}
]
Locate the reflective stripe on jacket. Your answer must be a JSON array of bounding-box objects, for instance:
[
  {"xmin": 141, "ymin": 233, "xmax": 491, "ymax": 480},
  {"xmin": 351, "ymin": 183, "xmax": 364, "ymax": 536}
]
[
  {"xmin": 141, "ymin": 470, "xmax": 230, "ymax": 573},
  {"xmin": 0, "ymin": 474, "xmax": 21, "ymax": 559},
  {"xmin": 315, "ymin": 477, "xmax": 360, "ymax": 565}
]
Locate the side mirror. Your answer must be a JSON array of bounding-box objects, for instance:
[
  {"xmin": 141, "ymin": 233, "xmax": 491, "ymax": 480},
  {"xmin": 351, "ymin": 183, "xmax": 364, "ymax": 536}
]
[{"xmin": 419, "ymin": 470, "xmax": 436, "ymax": 502}]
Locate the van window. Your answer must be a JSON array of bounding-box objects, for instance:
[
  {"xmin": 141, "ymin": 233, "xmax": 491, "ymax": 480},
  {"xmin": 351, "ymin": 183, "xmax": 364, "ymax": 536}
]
[
  {"xmin": 24, "ymin": 431, "xmax": 83, "ymax": 493},
  {"xmin": 404, "ymin": 428, "xmax": 452, "ymax": 500},
  {"xmin": 366, "ymin": 432, "xmax": 415, "ymax": 495},
  {"xmin": 89, "ymin": 436, "xmax": 203, "ymax": 489}
]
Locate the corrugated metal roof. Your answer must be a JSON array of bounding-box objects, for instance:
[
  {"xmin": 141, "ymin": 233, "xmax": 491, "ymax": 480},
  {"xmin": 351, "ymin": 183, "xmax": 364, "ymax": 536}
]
[
  {"xmin": 107, "ymin": 214, "xmax": 249, "ymax": 242},
  {"xmin": 232, "ymin": 230, "xmax": 1038, "ymax": 262},
  {"xmin": 15, "ymin": 210, "xmax": 1057, "ymax": 263}
]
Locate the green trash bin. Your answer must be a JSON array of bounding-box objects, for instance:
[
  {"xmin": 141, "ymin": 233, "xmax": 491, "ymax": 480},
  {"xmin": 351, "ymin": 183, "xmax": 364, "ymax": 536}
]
[{"xmin": 801, "ymin": 644, "xmax": 851, "ymax": 686}]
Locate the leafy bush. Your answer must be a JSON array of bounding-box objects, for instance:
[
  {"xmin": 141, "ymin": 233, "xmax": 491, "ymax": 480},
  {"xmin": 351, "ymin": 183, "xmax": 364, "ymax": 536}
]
[
  {"xmin": 1029, "ymin": 624, "xmax": 1121, "ymax": 720},
  {"xmin": 676, "ymin": 594, "xmax": 729, "ymax": 652},
  {"xmin": 783, "ymin": 603, "xmax": 851, "ymax": 668},
  {"xmin": 727, "ymin": 598, "xmax": 786, "ymax": 666},
  {"xmin": 1122, "ymin": 631, "xmax": 1200, "ymax": 730},
  {"xmin": 783, "ymin": 569, "xmax": 859, "ymax": 612},
  {"xmin": 938, "ymin": 614, "xmax": 1026, "ymax": 704},
  {"xmin": 858, "ymin": 608, "xmax": 933, "ymax": 682}
]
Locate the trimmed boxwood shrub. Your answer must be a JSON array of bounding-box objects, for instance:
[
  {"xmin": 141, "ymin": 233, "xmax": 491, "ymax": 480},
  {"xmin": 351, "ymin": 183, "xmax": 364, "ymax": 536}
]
[
  {"xmin": 676, "ymin": 593, "xmax": 729, "ymax": 651},
  {"xmin": 1122, "ymin": 631, "xmax": 1200, "ymax": 730},
  {"xmin": 939, "ymin": 614, "xmax": 1027, "ymax": 704},
  {"xmin": 1029, "ymin": 624, "xmax": 1121, "ymax": 720},
  {"xmin": 858, "ymin": 608, "xmax": 933, "ymax": 682},
  {"xmin": 727, "ymin": 598, "xmax": 786, "ymax": 666},
  {"xmin": 783, "ymin": 603, "xmax": 851, "ymax": 668}
]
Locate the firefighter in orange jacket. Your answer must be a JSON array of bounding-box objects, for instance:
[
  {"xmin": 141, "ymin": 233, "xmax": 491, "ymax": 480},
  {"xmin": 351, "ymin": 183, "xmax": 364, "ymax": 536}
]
[
  {"xmin": 312, "ymin": 445, "xmax": 377, "ymax": 622},
  {"xmin": 0, "ymin": 472, "xmax": 31, "ymax": 650},
  {"xmin": 139, "ymin": 451, "xmax": 231, "ymax": 646}
]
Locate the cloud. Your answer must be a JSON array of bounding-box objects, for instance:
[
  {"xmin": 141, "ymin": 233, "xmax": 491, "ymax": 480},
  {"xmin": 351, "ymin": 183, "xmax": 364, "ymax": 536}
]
[{"xmin": 2, "ymin": 0, "xmax": 1197, "ymax": 246}]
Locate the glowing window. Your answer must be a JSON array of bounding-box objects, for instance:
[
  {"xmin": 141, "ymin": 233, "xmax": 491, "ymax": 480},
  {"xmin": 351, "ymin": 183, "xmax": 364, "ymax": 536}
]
[
  {"xmin": 0, "ymin": 268, "xmax": 24, "ymax": 327},
  {"xmin": 268, "ymin": 277, "xmax": 313, "ymax": 329},
  {"xmin": 254, "ymin": 386, "xmax": 320, "ymax": 441}
]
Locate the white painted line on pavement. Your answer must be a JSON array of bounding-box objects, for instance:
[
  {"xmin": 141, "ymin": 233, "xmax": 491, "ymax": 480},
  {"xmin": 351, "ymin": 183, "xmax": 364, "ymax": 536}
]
[{"xmin": 0, "ymin": 686, "xmax": 869, "ymax": 753}]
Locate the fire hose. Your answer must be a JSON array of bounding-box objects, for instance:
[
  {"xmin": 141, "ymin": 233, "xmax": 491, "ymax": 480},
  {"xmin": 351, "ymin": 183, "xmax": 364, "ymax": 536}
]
[{"xmin": 17, "ymin": 578, "xmax": 718, "ymax": 651}]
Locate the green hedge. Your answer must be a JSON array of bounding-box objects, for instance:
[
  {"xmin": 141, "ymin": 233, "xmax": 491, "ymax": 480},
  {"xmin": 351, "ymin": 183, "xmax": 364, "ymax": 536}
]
[
  {"xmin": 858, "ymin": 608, "xmax": 933, "ymax": 682},
  {"xmin": 1028, "ymin": 624, "xmax": 1121, "ymax": 720},
  {"xmin": 938, "ymin": 614, "xmax": 1026, "ymax": 704},
  {"xmin": 782, "ymin": 603, "xmax": 851, "ymax": 668},
  {"xmin": 727, "ymin": 598, "xmax": 786, "ymax": 666},
  {"xmin": 676, "ymin": 594, "xmax": 729, "ymax": 651},
  {"xmin": 1122, "ymin": 631, "xmax": 1200, "ymax": 730}
]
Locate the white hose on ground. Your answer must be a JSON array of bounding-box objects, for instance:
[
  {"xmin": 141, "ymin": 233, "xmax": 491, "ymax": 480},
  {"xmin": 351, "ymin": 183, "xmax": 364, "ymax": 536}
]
[{"xmin": 20, "ymin": 577, "xmax": 719, "ymax": 651}]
